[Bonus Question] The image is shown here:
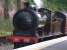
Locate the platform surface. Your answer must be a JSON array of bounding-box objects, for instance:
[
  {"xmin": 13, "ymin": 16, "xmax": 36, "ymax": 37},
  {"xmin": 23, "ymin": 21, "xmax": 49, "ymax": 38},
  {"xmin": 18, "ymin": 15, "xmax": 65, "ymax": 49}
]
[{"xmin": 42, "ymin": 40, "xmax": 67, "ymax": 50}]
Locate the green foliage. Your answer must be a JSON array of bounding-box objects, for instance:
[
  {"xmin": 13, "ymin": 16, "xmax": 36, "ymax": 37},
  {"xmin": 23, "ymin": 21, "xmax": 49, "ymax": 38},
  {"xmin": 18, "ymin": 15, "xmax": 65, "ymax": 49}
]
[
  {"xmin": 43, "ymin": 0, "xmax": 67, "ymax": 11},
  {"xmin": 0, "ymin": 32, "xmax": 12, "ymax": 37},
  {"xmin": 0, "ymin": 19, "xmax": 13, "ymax": 32},
  {"xmin": 7, "ymin": 0, "xmax": 17, "ymax": 9},
  {"xmin": 28, "ymin": 0, "xmax": 35, "ymax": 5},
  {"xmin": 28, "ymin": 0, "xmax": 67, "ymax": 11}
]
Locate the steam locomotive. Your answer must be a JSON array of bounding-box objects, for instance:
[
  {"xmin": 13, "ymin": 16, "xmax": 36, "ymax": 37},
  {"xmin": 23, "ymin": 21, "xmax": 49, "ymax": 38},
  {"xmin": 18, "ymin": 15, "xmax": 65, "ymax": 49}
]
[
  {"xmin": 7, "ymin": 7, "xmax": 39, "ymax": 48},
  {"xmin": 6, "ymin": 2, "xmax": 66, "ymax": 48}
]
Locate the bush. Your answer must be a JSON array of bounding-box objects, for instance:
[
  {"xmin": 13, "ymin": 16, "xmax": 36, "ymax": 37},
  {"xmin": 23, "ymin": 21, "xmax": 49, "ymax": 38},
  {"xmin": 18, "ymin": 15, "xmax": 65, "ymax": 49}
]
[
  {"xmin": 0, "ymin": 18, "xmax": 13, "ymax": 32},
  {"xmin": 0, "ymin": 32, "xmax": 13, "ymax": 37}
]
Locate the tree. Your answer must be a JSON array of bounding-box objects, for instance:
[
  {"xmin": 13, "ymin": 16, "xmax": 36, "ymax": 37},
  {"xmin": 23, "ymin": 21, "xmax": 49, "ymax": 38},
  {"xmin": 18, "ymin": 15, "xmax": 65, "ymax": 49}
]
[
  {"xmin": 28, "ymin": 0, "xmax": 35, "ymax": 5},
  {"xmin": 7, "ymin": 0, "xmax": 17, "ymax": 17},
  {"xmin": 4, "ymin": 0, "xmax": 9, "ymax": 19},
  {"xmin": 17, "ymin": 0, "xmax": 21, "ymax": 10},
  {"xmin": 43, "ymin": 0, "xmax": 67, "ymax": 11},
  {"xmin": 0, "ymin": 0, "xmax": 4, "ymax": 20}
]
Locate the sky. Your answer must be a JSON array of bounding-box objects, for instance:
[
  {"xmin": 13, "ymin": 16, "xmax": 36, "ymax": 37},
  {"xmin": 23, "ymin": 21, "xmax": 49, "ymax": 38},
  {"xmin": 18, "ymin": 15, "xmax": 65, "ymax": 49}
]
[{"xmin": 33, "ymin": 0, "xmax": 44, "ymax": 8}]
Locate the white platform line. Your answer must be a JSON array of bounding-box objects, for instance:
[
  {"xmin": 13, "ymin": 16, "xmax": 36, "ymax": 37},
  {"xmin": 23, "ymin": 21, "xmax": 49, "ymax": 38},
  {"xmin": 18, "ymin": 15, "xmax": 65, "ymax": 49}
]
[{"xmin": 14, "ymin": 36, "xmax": 67, "ymax": 50}]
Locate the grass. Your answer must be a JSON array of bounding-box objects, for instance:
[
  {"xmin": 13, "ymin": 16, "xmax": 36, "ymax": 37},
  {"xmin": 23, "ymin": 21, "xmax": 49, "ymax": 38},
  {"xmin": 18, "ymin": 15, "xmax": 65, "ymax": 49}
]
[
  {"xmin": 0, "ymin": 18, "xmax": 13, "ymax": 36},
  {"xmin": 0, "ymin": 32, "xmax": 13, "ymax": 37}
]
